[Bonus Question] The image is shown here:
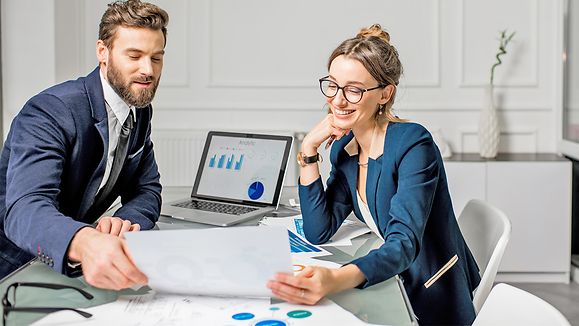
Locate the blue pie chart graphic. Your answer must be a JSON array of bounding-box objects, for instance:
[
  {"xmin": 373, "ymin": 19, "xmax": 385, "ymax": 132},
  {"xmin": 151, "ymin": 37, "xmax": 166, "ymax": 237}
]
[{"xmin": 248, "ymin": 181, "xmax": 265, "ymax": 200}]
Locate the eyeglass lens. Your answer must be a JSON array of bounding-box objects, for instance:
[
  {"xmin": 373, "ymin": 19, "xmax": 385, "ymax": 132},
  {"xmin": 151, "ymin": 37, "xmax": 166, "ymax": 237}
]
[{"xmin": 320, "ymin": 80, "xmax": 364, "ymax": 104}]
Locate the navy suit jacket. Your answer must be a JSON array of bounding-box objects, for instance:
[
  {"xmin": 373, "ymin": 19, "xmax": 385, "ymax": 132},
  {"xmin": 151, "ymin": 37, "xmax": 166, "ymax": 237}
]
[
  {"xmin": 0, "ymin": 67, "xmax": 162, "ymax": 277},
  {"xmin": 299, "ymin": 122, "xmax": 481, "ymax": 325}
]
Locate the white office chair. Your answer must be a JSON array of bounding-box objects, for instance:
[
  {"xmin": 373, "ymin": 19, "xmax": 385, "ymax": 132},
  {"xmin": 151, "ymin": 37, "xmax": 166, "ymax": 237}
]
[
  {"xmin": 457, "ymin": 199, "xmax": 511, "ymax": 314},
  {"xmin": 473, "ymin": 283, "xmax": 571, "ymax": 326}
]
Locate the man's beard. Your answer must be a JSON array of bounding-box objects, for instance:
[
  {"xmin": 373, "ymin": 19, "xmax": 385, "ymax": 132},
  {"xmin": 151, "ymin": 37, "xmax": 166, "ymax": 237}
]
[{"xmin": 107, "ymin": 59, "xmax": 160, "ymax": 108}]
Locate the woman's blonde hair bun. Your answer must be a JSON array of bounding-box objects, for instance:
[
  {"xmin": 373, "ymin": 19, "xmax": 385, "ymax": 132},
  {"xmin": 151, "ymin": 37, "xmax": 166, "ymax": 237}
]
[
  {"xmin": 328, "ymin": 23, "xmax": 405, "ymax": 123},
  {"xmin": 357, "ymin": 24, "xmax": 391, "ymax": 44}
]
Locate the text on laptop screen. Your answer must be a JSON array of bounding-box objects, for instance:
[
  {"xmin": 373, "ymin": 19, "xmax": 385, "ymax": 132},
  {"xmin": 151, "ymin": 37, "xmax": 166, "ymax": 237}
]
[{"xmin": 195, "ymin": 135, "xmax": 288, "ymax": 204}]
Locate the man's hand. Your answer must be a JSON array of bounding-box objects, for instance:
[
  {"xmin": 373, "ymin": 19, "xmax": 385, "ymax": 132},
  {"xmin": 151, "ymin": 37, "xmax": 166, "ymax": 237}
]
[
  {"xmin": 96, "ymin": 216, "xmax": 140, "ymax": 237},
  {"xmin": 67, "ymin": 227, "xmax": 148, "ymax": 290}
]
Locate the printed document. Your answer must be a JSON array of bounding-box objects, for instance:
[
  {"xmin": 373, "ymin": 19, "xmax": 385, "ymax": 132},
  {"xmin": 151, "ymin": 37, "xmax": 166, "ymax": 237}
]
[
  {"xmin": 125, "ymin": 226, "xmax": 292, "ymax": 298},
  {"xmin": 32, "ymin": 291, "xmax": 371, "ymax": 325},
  {"xmin": 260, "ymin": 215, "xmax": 371, "ymax": 247}
]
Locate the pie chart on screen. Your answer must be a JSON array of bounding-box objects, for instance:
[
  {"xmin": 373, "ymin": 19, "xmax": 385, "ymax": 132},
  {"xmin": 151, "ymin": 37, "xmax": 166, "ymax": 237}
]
[{"xmin": 248, "ymin": 181, "xmax": 265, "ymax": 200}]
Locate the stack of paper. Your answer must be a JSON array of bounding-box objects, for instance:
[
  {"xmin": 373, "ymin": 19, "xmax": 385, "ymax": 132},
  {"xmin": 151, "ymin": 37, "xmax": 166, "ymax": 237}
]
[
  {"xmin": 260, "ymin": 215, "xmax": 371, "ymax": 247},
  {"xmin": 32, "ymin": 220, "xmax": 374, "ymax": 325},
  {"xmin": 32, "ymin": 292, "xmax": 370, "ymax": 325}
]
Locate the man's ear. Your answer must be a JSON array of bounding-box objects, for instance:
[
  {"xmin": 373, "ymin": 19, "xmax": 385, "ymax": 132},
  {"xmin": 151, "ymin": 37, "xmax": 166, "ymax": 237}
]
[
  {"xmin": 96, "ymin": 40, "xmax": 109, "ymax": 65},
  {"xmin": 379, "ymin": 85, "xmax": 395, "ymax": 105}
]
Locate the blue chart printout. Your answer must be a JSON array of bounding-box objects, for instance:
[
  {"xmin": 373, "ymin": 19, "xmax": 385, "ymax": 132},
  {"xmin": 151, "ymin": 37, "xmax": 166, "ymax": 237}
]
[
  {"xmin": 288, "ymin": 230, "xmax": 321, "ymax": 253},
  {"xmin": 294, "ymin": 218, "xmax": 305, "ymax": 237}
]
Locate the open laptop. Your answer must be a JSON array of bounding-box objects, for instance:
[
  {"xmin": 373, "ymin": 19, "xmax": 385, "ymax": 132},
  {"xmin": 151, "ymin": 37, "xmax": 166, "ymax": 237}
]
[{"xmin": 161, "ymin": 131, "xmax": 293, "ymax": 226}]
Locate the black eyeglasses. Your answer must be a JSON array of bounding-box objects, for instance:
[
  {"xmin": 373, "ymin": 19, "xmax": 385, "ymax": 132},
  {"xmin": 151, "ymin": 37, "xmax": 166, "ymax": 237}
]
[
  {"xmin": 2, "ymin": 282, "xmax": 93, "ymax": 325},
  {"xmin": 319, "ymin": 76, "xmax": 385, "ymax": 104}
]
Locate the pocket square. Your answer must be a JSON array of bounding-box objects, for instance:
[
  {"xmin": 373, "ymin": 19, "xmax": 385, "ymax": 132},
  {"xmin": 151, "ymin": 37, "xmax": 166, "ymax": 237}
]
[
  {"xmin": 127, "ymin": 145, "xmax": 144, "ymax": 159},
  {"xmin": 424, "ymin": 254, "xmax": 458, "ymax": 288}
]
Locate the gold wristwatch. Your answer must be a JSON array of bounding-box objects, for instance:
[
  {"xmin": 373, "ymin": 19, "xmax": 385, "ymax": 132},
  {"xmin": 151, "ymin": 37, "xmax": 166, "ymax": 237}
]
[{"xmin": 297, "ymin": 152, "xmax": 322, "ymax": 167}]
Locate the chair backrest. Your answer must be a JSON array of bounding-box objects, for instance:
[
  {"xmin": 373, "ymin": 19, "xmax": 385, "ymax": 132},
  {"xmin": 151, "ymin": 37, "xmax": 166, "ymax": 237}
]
[
  {"xmin": 473, "ymin": 283, "xmax": 571, "ymax": 326},
  {"xmin": 458, "ymin": 199, "xmax": 512, "ymax": 314}
]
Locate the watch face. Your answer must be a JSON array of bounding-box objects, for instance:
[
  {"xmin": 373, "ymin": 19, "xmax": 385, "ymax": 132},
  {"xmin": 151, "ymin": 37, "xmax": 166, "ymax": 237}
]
[
  {"xmin": 297, "ymin": 152, "xmax": 306, "ymax": 167},
  {"xmin": 297, "ymin": 153, "xmax": 305, "ymax": 167}
]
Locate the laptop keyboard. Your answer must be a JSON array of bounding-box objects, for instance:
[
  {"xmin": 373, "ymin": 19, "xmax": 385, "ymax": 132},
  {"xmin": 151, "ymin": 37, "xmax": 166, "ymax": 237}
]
[{"xmin": 173, "ymin": 199, "xmax": 258, "ymax": 216}]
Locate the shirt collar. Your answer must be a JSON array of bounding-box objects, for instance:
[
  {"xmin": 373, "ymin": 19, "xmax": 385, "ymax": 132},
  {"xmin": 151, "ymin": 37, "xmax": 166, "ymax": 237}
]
[
  {"xmin": 100, "ymin": 70, "xmax": 136, "ymax": 124},
  {"xmin": 344, "ymin": 122, "xmax": 388, "ymax": 159}
]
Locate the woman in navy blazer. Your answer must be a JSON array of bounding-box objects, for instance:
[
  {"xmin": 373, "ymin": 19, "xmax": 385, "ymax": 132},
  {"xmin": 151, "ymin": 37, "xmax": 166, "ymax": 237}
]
[{"xmin": 267, "ymin": 25, "xmax": 481, "ymax": 325}]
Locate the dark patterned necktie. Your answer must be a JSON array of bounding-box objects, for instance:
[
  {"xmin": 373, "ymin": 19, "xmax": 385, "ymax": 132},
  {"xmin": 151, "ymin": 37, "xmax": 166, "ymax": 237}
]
[{"xmin": 94, "ymin": 110, "xmax": 134, "ymax": 207}]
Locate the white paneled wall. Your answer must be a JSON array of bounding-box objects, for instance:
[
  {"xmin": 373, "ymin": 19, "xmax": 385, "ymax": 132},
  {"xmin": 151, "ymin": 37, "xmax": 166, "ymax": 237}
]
[
  {"xmin": 152, "ymin": 130, "xmax": 207, "ymax": 187},
  {"xmin": 1, "ymin": 0, "xmax": 567, "ymax": 186}
]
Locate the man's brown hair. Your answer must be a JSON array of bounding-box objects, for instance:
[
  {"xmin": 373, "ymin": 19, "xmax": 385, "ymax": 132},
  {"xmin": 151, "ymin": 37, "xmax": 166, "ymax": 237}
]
[{"xmin": 99, "ymin": 0, "xmax": 169, "ymax": 48}]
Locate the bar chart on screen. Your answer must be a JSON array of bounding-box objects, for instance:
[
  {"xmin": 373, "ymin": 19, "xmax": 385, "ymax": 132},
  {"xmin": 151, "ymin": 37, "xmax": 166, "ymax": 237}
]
[{"xmin": 208, "ymin": 153, "xmax": 244, "ymax": 170}]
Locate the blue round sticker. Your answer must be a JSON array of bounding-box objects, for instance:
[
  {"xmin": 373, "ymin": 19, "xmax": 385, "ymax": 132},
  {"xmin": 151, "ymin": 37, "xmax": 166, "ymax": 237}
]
[
  {"xmin": 232, "ymin": 312, "xmax": 255, "ymax": 320},
  {"xmin": 254, "ymin": 320, "xmax": 287, "ymax": 326}
]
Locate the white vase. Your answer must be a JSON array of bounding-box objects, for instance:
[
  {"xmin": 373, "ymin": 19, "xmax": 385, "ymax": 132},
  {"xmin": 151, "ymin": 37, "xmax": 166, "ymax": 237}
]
[{"xmin": 478, "ymin": 84, "xmax": 500, "ymax": 158}]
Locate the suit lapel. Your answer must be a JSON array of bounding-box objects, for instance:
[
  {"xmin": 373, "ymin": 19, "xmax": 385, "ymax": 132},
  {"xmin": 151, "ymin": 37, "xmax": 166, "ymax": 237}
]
[
  {"xmin": 344, "ymin": 154, "xmax": 359, "ymax": 215},
  {"xmin": 79, "ymin": 68, "xmax": 110, "ymax": 218},
  {"xmin": 366, "ymin": 158, "xmax": 382, "ymax": 221},
  {"xmin": 84, "ymin": 120, "xmax": 108, "ymax": 207},
  {"xmin": 127, "ymin": 107, "xmax": 146, "ymax": 155},
  {"xmin": 341, "ymin": 135, "xmax": 361, "ymax": 216},
  {"xmin": 365, "ymin": 122, "xmax": 388, "ymax": 230}
]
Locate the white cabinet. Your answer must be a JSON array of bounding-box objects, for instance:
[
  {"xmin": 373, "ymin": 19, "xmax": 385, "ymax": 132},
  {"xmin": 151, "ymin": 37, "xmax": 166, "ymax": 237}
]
[
  {"xmin": 444, "ymin": 161, "xmax": 485, "ymax": 217},
  {"xmin": 444, "ymin": 154, "xmax": 572, "ymax": 283}
]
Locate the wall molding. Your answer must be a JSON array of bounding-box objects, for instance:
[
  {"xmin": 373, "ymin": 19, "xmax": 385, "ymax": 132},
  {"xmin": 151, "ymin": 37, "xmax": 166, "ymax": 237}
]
[
  {"xmin": 206, "ymin": 0, "xmax": 313, "ymax": 88},
  {"xmin": 151, "ymin": 101, "xmax": 554, "ymax": 112},
  {"xmin": 458, "ymin": 0, "xmax": 540, "ymax": 88},
  {"xmin": 1, "ymin": 0, "xmax": 564, "ymax": 154},
  {"xmin": 206, "ymin": 0, "xmax": 442, "ymax": 88},
  {"xmin": 458, "ymin": 127, "xmax": 539, "ymax": 152},
  {"xmin": 160, "ymin": 0, "xmax": 192, "ymax": 88}
]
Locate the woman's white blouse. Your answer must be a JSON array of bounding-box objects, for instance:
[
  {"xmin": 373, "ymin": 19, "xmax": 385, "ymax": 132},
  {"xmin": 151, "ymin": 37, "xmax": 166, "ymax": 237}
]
[{"xmin": 356, "ymin": 191, "xmax": 384, "ymax": 241}]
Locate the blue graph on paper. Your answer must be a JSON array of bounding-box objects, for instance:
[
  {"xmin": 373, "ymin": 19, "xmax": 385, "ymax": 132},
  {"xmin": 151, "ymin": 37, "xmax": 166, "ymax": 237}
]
[
  {"xmin": 293, "ymin": 218, "xmax": 305, "ymax": 237},
  {"xmin": 288, "ymin": 230, "xmax": 321, "ymax": 253}
]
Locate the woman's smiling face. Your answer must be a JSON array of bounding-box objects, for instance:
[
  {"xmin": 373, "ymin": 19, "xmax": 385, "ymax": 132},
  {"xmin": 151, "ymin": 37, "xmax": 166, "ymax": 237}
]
[{"xmin": 325, "ymin": 55, "xmax": 388, "ymax": 131}]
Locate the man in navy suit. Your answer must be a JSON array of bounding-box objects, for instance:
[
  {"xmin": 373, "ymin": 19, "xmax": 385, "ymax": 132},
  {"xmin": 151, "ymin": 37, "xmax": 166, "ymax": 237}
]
[{"xmin": 0, "ymin": 0, "xmax": 168, "ymax": 290}]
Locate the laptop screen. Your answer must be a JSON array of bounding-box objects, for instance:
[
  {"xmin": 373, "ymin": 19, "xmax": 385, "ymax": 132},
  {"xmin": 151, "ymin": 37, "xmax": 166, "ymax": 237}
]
[{"xmin": 192, "ymin": 132, "xmax": 293, "ymax": 206}]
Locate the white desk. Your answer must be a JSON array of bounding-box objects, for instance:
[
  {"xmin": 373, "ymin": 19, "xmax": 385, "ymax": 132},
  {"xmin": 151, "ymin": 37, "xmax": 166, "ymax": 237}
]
[{"xmin": 0, "ymin": 187, "xmax": 416, "ymax": 325}]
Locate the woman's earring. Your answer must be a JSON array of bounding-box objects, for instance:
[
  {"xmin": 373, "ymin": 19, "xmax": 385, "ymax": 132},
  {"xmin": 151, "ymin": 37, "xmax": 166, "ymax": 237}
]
[{"xmin": 378, "ymin": 104, "xmax": 384, "ymax": 115}]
